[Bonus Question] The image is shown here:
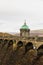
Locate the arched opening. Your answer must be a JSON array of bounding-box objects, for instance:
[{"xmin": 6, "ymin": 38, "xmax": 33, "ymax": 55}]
[
  {"xmin": 25, "ymin": 42, "xmax": 33, "ymax": 53},
  {"xmin": 37, "ymin": 45, "xmax": 43, "ymax": 56},
  {"xmin": 0, "ymin": 39, "xmax": 3, "ymax": 43},
  {"xmin": 0, "ymin": 39, "xmax": 3, "ymax": 49},
  {"xmin": 1, "ymin": 39, "xmax": 8, "ymax": 48},
  {"xmin": 32, "ymin": 45, "xmax": 43, "ymax": 65},
  {"xmin": 8, "ymin": 40, "xmax": 13, "ymax": 47},
  {"xmin": 4, "ymin": 39, "xmax": 8, "ymax": 44},
  {"xmin": 17, "ymin": 41, "xmax": 23, "ymax": 48}
]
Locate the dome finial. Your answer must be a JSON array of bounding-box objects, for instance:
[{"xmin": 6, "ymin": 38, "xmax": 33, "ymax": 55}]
[{"xmin": 24, "ymin": 19, "xmax": 26, "ymax": 25}]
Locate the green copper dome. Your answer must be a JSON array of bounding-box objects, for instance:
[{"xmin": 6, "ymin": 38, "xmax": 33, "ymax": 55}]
[{"xmin": 20, "ymin": 22, "xmax": 29, "ymax": 30}]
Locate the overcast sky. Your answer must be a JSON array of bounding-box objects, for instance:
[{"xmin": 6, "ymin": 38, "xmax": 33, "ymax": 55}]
[{"xmin": 0, "ymin": 0, "xmax": 43, "ymax": 33}]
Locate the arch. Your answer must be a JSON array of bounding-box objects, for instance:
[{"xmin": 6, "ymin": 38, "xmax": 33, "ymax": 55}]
[
  {"xmin": 1, "ymin": 39, "xmax": 8, "ymax": 48},
  {"xmin": 25, "ymin": 42, "xmax": 33, "ymax": 53},
  {"xmin": 17, "ymin": 41, "xmax": 23, "ymax": 48},
  {"xmin": 37, "ymin": 45, "xmax": 43, "ymax": 56},
  {"xmin": 8, "ymin": 40, "xmax": 13, "ymax": 47},
  {"xmin": 38, "ymin": 45, "xmax": 43, "ymax": 50},
  {"xmin": 4, "ymin": 39, "xmax": 8, "ymax": 44},
  {"xmin": 0, "ymin": 39, "xmax": 3, "ymax": 43},
  {"xmin": 0, "ymin": 39, "xmax": 4, "ymax": 49}
]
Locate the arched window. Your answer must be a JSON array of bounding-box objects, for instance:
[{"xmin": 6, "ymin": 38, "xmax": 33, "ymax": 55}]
[
  {"xmin": 4, "ymin": 39, "xmax": 8, "ymax": 44},
  {"xmin": 8, "ymin": 40, "xmax": 13, "ymax": 47},
  {"xmin": 0, "ymin": 39, "xmax": 3, "ymax": 43},
  {"xmin": 2, "ymin": 39, "xmax": 8, "ymax": 48},
  {"xmin": 17, "ymin": 41, "xmax": 23, "ymax": 47},
  {"xmin": 37, "ymin": 45, "xmax": 43, "ymax": 56},
  {"xmin": 25, "ymin": 42, "xmax": 33, "ymax": 53}
]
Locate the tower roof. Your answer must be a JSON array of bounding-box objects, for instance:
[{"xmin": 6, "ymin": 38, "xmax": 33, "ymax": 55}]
[{"xmin": 20, "ymin": 21, "xmax": 29, "ymax": 30}]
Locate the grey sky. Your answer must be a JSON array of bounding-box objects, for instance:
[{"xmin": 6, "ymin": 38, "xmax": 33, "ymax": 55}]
[{"xmin": 0, "ymin": 0, "xmax": 43, "ymax": 32}]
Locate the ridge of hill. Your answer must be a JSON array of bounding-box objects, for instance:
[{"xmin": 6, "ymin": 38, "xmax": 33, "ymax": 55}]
[{"xmin": 0, "ymin": 29, "xmax": 43, "ymax": 37}]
